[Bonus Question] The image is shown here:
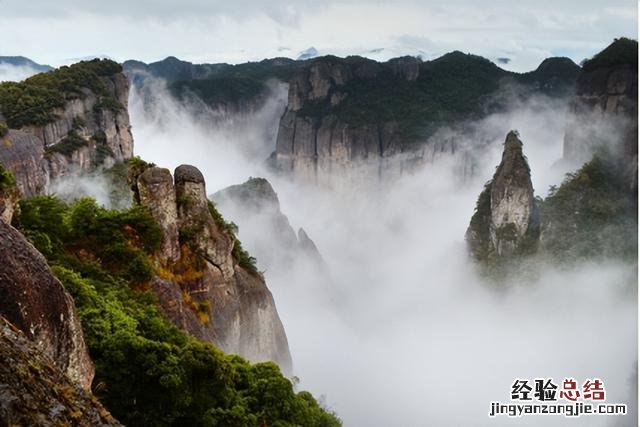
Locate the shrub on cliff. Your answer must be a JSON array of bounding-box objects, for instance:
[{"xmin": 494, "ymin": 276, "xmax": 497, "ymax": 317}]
[{"xmin": 0, "ymin": 164, "xmax": 16, "ymax": 191}]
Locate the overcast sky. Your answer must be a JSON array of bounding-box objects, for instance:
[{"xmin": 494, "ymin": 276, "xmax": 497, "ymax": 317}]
[{"xmin": 0, "ymin": 0, "xmax": 636, "ymax": 71}]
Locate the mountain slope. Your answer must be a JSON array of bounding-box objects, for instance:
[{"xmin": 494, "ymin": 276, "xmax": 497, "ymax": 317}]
[
  {"xmin": 0, "ymin": 59, "xmax": 133, "ymax": 196},
  {"xmin": 0, "ymin": 56, "xmax": 53, "ymax": 72}
]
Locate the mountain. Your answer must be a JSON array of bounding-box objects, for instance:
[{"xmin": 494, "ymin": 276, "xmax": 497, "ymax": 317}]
[
  {"xmin": 0, "ymin": 56, "xmax": 53, "ymax": 72},
  {"xmin": 0, "ymin": 61, "xmax": 338, "ymax": 425},
  {"xmin": 0, "ymin": 59, "xmax": 293, "ymax": 371},
  {"xmin": 562, "ymin": 38, "xmax": 638, "ymax": 192},
  {"xmin": 466, "ymin": 131, "xmax": 538, "ymax": 263},
  {"xmin": 126, "ymin": 51, "xmax": 579, "ymax": 186},
  {"xmin": 298, "ymin": 47, "xmax": 319, "ymax": 60},
  {"xmin": 0, "ymin": 59, "xmax": 133, "ymax": 196},
  {"xmin": 123, "ymin": 56, "xmax": 227, "ymax": 82},
  {"xmin": 10, "ymin": 190, "xmax": 339, "ymax": 425},
  {"xmin": 124, "ymin": 56, "xmax": 300, "ymax": 116},
  {"xmin": 466, "ymin": 39, "xmax": 638, "ymax": 270},
  {"xmin": 212, "ymin": 177, "xmax": 324, "ymax": 270},
  {"xmin": 134, "ymin": 165, "xmax": 292, "ymax": 371},
  {"xmin": 271, "ymin": 52, "xmax": 579, "ymax": 183}
]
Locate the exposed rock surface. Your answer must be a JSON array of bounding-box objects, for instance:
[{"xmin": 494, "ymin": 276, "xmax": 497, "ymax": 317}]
[
  {"xmin": 0, "ymin": 61, "xmax": 134, "ymax": 197},
  {"xmin": 562, "ymin": 38, "xmax": 638, "ymax": 191},
  {"xmin": 0, "ymin": 220, "xmax": 94, "ymax": 390},
  {"xmin": 272, "ymin": 56, "xmax": 410, "ymax": 185},
  {"xmin": 0, "ymin": 316, "xmax": 121, "ymax": 427},
  {"xmin": 137, "ymin": 167, "xmax": 181, "ymax": 261},
  {"xmin": 466, "ymin": 131, "xmax": 538, "ymax": 261},
  {"xmin": 212, "ymin": 177, "xmax": 323, "ymax": 270},
  {"xmin": 136, "ymin": 166, "xmax": 292, "ymax": 373}
]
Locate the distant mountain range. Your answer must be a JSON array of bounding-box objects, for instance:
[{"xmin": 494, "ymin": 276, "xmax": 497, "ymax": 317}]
[{"xmin": 0, "ymin": 56, "xmax": 52, "ymax": 72}]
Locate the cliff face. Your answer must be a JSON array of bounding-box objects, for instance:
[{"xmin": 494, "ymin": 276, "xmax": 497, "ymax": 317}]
[
  {"xmin": 272, "ymin": 57, "xmax": 417, "ymax": 185},
  {"xmin": 0, "ymin": 60, "xmax": 134, "ymax": 197},
  {"xmin": 466, "ymin": 131, "xmax": 538, "ymax": 261},
  {"xmin": 0, "ymin": 317, "xmax": 121, "ymax": 427},
  {"xmin": 212, "ymin": 177, "xmax": 323, "ymax": 270},
  {"xmin": 562, "ymin": 38, "xmax": 638, "ymax": 190},
  {"xmin": 272, "ymin": 53, "xmax": 578, "ymax": 185},
  {"xmin": 0, "ymin": 220, "xmax": 94, "ymax": 390},
  {"xmin": 135, "ymin": 166, "xmax": 292, "ymax": 373}
]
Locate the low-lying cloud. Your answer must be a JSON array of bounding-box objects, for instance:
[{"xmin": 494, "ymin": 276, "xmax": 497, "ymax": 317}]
[
  {"xmin": 0, "ymin": 63, "xmax": 43, "ymax": 82},
  {"xmin": 129, "ymin": 78, "xmax": 637, "ymax": 426}
]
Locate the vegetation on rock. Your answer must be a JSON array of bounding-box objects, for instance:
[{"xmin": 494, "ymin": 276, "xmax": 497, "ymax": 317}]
[
  {"xmin": 539, "ymin": 154, "xmax": 637, "ymax": 262},
  {"xmin": 0, "ymin": 164, "xmax": 16, "ymax": 191},
  {"xmin": 581, "ymin": 37, "xmax": 638, "ymax": 72},
  {"xmin": 0, "ymin": 59, "xmax": 123, "ymax": 128},
  {"xmin": 207, "ymin": 200, "xmax": 261, "ymax": 277},
  {"xmin": 14, "ymin": 195, "xmax": 339, "ymax": 426},
  {"xmin": 45, "ymin": 130, "xmax": 88, "ymax": 156}
]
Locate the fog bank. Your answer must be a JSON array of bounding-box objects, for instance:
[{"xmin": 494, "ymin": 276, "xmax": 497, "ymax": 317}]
[{"xmin": 129, "ymin": 81, "xmax": 638, "ymax": 426}]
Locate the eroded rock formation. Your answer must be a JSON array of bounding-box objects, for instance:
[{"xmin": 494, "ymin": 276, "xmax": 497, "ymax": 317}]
[
  {"xmin": 0, "ymin": 220, "xmax": 94, "ymax": 390},
  {"xmin": 135, "ymin": 166, "xmax": 292, "ymax": 373},
  {"xmin": 466, "ymin": 131, "xmax": 538, "ymax": 261}
]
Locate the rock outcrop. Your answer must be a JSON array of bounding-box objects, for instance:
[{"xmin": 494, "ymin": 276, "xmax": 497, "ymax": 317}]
[
  {"xmin": 135, "ymin": 166, "xmax": 292, "ymax": 373},
  {"xmin": 0, "ymin": 220, "xmax": 94, "ymax": 390},
  {"xmin": 562, "ymin": 38, "xmax": 638, "ymax": 191},
  {"xmin": 0, "ymin": 60, "xmax": 134, "ymax": 198},
  {"xmin": 466, "ymin": 131, "xmax": 538, "ymax": 261},
  {"xmin": 272, "ymin": 56, "xmax": 414, "ymax": 185},
  {"xmin": 0, "ymin": 316, "xmax": 121, "ymax": 426},
  {"xmin": 212, "ymin": 177, "xmax": 323, "ymax": 270}
]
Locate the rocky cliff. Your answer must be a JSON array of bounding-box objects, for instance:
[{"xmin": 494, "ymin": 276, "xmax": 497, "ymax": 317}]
[
  {"xmin": 562, "ymin": 38, "xmax": 638, "ymax": 190},
  {"xmin": 271, "ymin": 53, "xmax": 579, "ymax": 185},
  {"xmin": 0, "ymin": 220, "xmax": 94, "ymax": 390},
  {"xmin": 0, "ymin": 59, "xmax": 134, "ymax": 197},
  {"xmin": 0, "ymin": 316, "xmax": 121, "ymax": 426},
  {"xmin": 212, "ymin": 177, "xmax": 323, "ymax": 270},
  {"xmin": 466, "ymin": 131, "xmax": 538, "ymax": 261},
  {"xmin": 134, "ymin": 165, "xmax": 292, "ymax": 373},
  {"xmin": 124, "ymin": 56, "xmax": 296, "ymax": 117}
]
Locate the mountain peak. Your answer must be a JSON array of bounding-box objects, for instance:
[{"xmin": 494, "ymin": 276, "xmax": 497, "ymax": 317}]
[
  {"xmin": 466, "ymin": 131, "xmax": 538, "ymax": 262},
  {"xmin": 582, "ymin": 37, "xmax": 638, "ymax": 72}
]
